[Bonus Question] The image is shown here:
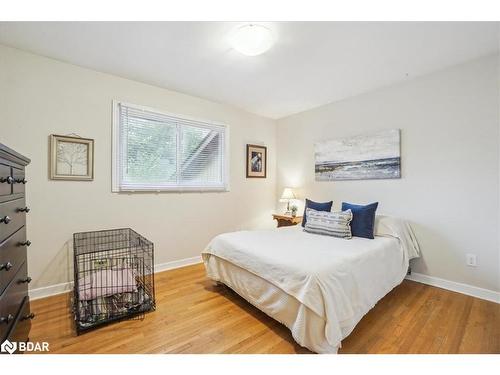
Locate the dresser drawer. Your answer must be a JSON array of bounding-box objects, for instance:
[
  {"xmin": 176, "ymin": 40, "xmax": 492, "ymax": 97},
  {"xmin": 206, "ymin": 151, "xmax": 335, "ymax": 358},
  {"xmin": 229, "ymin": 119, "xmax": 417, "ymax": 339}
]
[
  {"xmin": 0, "ymin": 261, "xmax": 28, "ymax": 341},
  {"xmin": 0, "ymin": 164, "xmax": 12, "ymax": 196},
  {"xmin": 12, "ymin": 167, "xmax": 26, "ymax": 195},
  {"xmin": 6, "ymin": 296, "xmax": 32, "ymax": 350},
  {"xmin": 0, "ymin": 198, "xmax": 26, "ymax": 243},
  {"xmin": 0, "ymin": 227, "xmax": 28, "ymax": 296}
]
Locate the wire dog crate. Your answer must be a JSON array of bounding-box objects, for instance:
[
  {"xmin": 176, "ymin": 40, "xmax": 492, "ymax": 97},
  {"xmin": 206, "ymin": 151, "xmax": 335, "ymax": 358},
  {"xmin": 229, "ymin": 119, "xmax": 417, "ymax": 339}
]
[{"xmin": 73, "ymin": 228, "xmax": 155, "ymax": 334}]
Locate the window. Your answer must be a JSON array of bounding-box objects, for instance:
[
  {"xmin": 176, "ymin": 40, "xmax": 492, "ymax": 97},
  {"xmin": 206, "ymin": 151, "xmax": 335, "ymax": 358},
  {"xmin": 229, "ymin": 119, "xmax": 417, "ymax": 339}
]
[{"xmin": 112, "ymin": 101, "xmax": 229, "ymax": 192}]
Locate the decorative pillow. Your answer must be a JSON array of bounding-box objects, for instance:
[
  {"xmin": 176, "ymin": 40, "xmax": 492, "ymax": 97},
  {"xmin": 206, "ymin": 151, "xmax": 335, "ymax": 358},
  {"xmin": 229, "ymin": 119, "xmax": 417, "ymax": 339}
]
[
  {"xmin": 301, "ymin": 199, "xmax": 333, "ymax": 227},
  {"xmin": 341, "ymin": 202, "xmax": 379, "ymax": 239},
  {"xmin": 304, "ymin": 208, "xmax": 353, "ymax": 239}
]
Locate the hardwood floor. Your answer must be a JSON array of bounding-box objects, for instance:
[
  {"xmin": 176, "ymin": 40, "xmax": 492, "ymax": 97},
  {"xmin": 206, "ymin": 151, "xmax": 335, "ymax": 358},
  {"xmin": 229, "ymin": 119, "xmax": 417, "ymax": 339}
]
[{"xmin": 29, "ymin": 263, "xmax": 499, "ymax": 354}]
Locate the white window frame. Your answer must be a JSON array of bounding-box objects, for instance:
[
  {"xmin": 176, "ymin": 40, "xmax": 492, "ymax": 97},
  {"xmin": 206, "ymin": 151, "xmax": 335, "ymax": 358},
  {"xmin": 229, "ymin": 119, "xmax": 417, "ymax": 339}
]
[{"xmin": 112, "ymin": 100, "xmax": 230, "ymax": 193}]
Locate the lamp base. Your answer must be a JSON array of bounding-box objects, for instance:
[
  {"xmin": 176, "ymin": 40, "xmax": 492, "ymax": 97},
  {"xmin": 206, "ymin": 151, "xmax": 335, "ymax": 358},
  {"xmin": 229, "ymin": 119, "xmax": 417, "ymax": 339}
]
[{"xmin": 283, "ymin": 200, "xmax": 291, "ymax": 216}]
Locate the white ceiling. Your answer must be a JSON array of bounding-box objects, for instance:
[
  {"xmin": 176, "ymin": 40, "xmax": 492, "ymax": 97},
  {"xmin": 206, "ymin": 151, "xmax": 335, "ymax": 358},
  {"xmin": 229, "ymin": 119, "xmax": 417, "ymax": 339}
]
[{"xmin": 0, "ymin": 22, "xmax": 498, "ymax": 119}]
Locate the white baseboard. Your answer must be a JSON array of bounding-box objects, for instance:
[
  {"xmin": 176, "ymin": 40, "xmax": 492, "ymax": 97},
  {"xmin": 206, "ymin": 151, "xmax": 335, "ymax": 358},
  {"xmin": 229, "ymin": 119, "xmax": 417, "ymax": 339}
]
[
  {"xmin": 29, "ymin": 255, "xmax": 203, "ymax": 301},
  {"xmin": 30, "ymin": 259, "xmax": 498, "ymax": 304},
  {"xmin": 29, "ymin": 281, "xmax": 74, "ymax": 301},
  {"xmin": 154, "ymin": 255, "xmax": 202, "ymax": 273},
  {"xmin": 406, "ymin": 272, "xmax": 500, "ymax": 304}
]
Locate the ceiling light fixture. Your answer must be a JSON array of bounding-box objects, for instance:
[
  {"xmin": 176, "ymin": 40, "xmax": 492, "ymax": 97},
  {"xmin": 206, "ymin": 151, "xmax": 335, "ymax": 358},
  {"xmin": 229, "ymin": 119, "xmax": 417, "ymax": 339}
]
[{"xmin": 229, "ymin": 24, "xmax": 275, "ymax": 56}]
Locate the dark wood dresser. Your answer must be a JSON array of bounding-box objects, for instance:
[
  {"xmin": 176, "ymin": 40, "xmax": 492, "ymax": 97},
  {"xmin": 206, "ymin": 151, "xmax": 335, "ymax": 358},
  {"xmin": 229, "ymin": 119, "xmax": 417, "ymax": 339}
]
[{"xmin": 0, "ymin": 143, "xmax": 32, "ymax": 351}]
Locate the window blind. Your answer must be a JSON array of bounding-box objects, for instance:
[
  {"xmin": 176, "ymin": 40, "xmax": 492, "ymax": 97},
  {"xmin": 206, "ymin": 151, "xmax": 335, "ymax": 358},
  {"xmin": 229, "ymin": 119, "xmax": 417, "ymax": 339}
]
[{"xmin": 114, "ymin": 102, "xmax": 227, "ymax": 191}]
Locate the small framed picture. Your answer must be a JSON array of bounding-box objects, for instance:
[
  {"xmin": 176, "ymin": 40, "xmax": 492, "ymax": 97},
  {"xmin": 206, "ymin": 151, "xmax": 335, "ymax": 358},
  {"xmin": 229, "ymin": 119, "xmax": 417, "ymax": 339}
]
[
  {"xmin": 50, "ymin": 134, "xmax": 94, "ymax": 181},
  {"xmin": 246, "ymin": 144, "xmax": 267, "ymax": 178}
]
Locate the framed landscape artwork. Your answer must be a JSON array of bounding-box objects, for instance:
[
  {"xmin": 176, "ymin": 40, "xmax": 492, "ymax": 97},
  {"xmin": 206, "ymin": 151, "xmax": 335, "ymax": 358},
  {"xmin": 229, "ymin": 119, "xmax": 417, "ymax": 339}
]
[
  {"xmin": 50, "ymin": 134, "xmax": 94, "ymax": 180},
  {"xmin": 246, "ymin": 144, "xmax": 267, "ymax": 178},
  {"xmin": 315, "ymin": 129, "xmax": 401, "ymax": 181}
]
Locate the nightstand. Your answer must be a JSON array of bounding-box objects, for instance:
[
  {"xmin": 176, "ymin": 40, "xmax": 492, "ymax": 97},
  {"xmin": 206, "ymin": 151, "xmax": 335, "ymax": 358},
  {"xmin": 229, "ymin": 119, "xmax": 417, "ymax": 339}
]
[{"xmin": 272, "ymin": 214, "xmax": 303, "ymax": 228}]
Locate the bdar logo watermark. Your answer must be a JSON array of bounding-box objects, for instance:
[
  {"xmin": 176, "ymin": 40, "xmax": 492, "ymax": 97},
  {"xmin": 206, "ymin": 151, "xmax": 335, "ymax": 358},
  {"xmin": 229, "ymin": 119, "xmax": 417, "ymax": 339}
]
[
  {"xmin": 0, "ymin": 340, "xmax": 16, "ymax": 354},
  {"xmin": 1, "ymin": 339, "xmax": 49, "ymax": 354}
]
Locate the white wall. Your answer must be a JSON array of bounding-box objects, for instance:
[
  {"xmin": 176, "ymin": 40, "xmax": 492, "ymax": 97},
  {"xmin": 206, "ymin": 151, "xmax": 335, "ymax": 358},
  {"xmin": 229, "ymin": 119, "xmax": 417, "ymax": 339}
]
[
  {"xmin": 0, "ymin": 45, "xmax": 277, "ymax": 290},
  {"xmin": 277, "ymin": 55, "xmax": 500, "ymax": 292}
]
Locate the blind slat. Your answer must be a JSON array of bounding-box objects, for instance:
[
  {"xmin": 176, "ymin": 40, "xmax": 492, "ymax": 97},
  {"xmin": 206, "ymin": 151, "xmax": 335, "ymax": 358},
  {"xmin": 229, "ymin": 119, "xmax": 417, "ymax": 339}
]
[{"xmin": 117, "ymin": 103, "xmax": 227, "ymax": 191}]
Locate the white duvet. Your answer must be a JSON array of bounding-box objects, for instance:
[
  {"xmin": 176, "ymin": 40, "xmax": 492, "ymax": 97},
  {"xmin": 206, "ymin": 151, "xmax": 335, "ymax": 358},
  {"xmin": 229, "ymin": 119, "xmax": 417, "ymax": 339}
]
[{"xmin": 202, "ymin": 215, "xmax": 420, "ymax": 353}]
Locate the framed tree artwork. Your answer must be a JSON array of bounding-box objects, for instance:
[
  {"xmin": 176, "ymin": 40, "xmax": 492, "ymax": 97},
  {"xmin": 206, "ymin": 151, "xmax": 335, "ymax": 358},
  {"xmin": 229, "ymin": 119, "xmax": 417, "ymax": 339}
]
[
  {"xmin": 50, "ymin": 134, "xmax": 94, "ymax": 180},
  {"xmin": 246, "ymin": 144, "xmax": 267, "ymax": 178}
]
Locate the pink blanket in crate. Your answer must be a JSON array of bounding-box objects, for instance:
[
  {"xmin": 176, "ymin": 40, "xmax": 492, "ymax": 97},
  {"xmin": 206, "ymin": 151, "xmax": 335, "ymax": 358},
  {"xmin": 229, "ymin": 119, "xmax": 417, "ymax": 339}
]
[{"xmin": 78, "ymin": 268, "xmax": 137, "ymax": 301}]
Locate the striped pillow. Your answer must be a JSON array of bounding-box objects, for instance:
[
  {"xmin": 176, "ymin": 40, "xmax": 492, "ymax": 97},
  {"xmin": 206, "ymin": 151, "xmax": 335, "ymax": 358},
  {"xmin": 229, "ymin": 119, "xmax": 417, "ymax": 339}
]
[{"xmin": 304, "ymin": 208, "xmax": 353, "ymax": 239}]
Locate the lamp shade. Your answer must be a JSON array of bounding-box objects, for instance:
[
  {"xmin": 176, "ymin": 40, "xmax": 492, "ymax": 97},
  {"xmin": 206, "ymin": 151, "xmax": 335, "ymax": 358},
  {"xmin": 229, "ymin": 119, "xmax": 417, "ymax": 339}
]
[{"xmin": 279, "ymin": 188, "xmax": 296, "ymax": 201}]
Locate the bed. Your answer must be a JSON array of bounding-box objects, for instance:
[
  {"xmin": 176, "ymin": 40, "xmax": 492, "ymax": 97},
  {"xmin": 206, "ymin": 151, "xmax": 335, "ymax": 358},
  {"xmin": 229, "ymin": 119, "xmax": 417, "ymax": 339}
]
[{"xmin": 202, "ymin": 215, "xmax": 420, "ymax": 353}]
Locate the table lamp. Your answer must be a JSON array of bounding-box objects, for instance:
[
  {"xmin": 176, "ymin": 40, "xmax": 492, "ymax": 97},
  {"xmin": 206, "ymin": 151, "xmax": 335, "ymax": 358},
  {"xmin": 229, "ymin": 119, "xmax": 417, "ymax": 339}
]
[{"xmin": 280, "ymin": 188, "xmax": 296, "ymax": 215}]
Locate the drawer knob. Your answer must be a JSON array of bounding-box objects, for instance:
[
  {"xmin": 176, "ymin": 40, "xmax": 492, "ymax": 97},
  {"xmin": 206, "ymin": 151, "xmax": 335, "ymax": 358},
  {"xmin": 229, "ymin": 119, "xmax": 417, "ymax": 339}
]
[
  {"xmin": 0, "ymin": 176, "xmax": 14, "ymax": 184},
  {"xmin": 18, "ymin": 206, "xmax": 30, "ymax": 213},
  {"xmin": 0, "ymin": 314, "xmax": 14, "ymax": 324},
  {"xmin": 19, "ymin": 240, "xmax": 31, "ymax": 247},
  {"xmin": 0, "ymin": 215, "xmax": 11, "ymax": 224},
  {"xmin": 15, "ymin": 178, "xmax": 27, "ymax": 184},
  {"xmin": 0, "ymin": 262, "xmax": 13, "ymax": 271},
  {"xmin": 22, "ymin": 313, "xmax": 35, "ymax": 321},
  {"xmin": 20, "ymin": 276, "xmax": 32, "ymax": 284}
]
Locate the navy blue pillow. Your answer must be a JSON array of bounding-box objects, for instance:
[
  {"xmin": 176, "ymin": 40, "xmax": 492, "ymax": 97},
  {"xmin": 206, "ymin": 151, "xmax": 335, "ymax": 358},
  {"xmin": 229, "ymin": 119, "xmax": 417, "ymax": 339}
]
[
  {"xmin": 302, "ymin": 199, "xmax": 333, "ymax": 227},
  {"xmin": 341, "ymin": 202, "xmax": 379, "ymax": 239}
]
